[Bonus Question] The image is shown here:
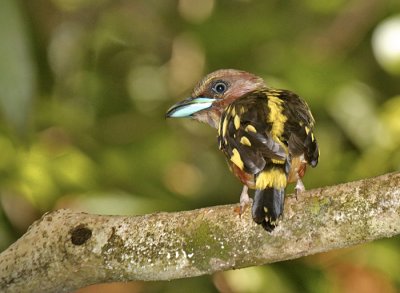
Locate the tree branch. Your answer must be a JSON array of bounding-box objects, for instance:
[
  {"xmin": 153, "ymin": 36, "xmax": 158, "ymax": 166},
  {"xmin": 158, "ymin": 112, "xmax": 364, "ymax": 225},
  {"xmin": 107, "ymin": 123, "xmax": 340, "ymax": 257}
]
[{"xmin": 1, "ymin": 172, "xmax": 399, "ymax": 293}]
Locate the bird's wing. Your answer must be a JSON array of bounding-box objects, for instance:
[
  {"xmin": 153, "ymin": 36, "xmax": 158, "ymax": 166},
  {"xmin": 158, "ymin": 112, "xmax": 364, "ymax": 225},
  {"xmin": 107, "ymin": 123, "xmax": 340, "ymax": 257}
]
[
  {"xmin": 218, "ymin": 89, "xmax": 319, "ymax": 174},
  {"xmin": 218, "ymin": 91, "xmax": 288, "ymax": 175},
  {"xmin": 278, "ymin": 90, "xmax": 319, "ymax": 167}
]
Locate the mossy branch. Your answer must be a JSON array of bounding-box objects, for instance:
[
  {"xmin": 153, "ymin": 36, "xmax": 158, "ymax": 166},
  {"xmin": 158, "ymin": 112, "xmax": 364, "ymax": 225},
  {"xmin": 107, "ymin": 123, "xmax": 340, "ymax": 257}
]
[{"xmin": 1, "ymin": 172, "xmax": 399, "ymax": 293}]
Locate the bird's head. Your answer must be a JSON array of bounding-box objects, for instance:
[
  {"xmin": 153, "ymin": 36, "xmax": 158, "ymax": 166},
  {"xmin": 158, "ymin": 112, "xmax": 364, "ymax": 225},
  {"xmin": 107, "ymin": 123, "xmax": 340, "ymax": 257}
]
[{"xmin": 166, "ymin": 69, "xmax": 265, "ymax": 128}]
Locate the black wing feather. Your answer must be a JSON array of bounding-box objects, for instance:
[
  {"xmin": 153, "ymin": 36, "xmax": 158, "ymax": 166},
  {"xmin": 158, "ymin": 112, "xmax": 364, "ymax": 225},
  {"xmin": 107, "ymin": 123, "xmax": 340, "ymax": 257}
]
[{"xmin": 218, "ymin": 93, "xmax": 288, "ymax": 175}]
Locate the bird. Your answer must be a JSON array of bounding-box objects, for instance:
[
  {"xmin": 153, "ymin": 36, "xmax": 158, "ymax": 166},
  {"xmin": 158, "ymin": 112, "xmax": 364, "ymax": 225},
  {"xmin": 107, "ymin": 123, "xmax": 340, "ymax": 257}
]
[{"xmin": 166, "ymin": 69, "xmax": 319, "ymax": 232}]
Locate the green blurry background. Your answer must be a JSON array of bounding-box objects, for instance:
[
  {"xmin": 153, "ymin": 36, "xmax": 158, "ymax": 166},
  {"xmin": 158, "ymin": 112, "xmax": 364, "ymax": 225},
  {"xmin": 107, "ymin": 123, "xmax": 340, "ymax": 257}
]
[{"xmin": 1, "ymin": 0, "xmax": 400, "ymax": 292}]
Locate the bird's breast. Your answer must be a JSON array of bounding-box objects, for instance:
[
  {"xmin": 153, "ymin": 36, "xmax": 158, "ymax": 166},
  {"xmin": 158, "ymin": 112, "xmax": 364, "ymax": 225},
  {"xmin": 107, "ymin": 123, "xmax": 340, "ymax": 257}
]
[
  {"xmin": 287, "ymin": 155, "xmax": 307, "ymax": 183},
  {"xmin": 229, "ymin": 163, "xmax": 256, "ymax": 189}
]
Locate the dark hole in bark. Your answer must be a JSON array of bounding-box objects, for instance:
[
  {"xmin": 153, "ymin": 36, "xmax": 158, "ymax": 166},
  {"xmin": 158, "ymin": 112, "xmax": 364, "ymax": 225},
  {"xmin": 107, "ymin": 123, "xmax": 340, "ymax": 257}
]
[{"xmin": 71, "ymin": 225, "xmax": 92, "ymax": 245}]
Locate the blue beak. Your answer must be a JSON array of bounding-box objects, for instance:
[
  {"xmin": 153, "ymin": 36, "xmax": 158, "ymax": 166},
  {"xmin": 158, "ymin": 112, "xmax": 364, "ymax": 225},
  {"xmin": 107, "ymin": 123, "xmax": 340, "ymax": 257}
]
[{"xmin": 166, "ymin": 97, "xmax": 216, "ymax": 118}]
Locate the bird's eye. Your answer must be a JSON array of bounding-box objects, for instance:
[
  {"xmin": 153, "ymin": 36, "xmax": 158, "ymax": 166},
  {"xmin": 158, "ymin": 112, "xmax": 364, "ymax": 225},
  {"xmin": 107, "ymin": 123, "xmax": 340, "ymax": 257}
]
[{"xmin": 213, "ymin": 82, "xmax": 228, "ymax": 94}]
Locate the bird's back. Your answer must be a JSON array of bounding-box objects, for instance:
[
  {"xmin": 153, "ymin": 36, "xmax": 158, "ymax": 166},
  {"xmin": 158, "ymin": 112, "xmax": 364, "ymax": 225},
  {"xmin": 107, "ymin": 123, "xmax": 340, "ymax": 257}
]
[{"xmin": 217, "ymin": 88, "xmax": 319, "ymax": 189}]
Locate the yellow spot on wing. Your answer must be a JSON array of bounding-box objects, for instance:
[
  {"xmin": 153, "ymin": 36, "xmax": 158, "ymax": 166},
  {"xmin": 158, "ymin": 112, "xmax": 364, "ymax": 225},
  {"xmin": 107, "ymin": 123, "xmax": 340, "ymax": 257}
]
[
  {"xmin": 230, "ymin": 149, "xmax": 244, "ymax": 170},
  {"xmin": 240, "ymin": 136, "xmax": 251, "ymax": 146},
  {"xmin": 305, "ymin": 126, "xmax": 310, "ymax": 135},
  {"xmin": 271, "ymin": 159, "xmax": 285, "ymax": 164},
  {"xmin": 245, "ymin": 125, "xmax": 257, "ymax": 133},
  {"xmin": 222, "ymin": 117, "xmax": 228, "ymax": 137},
  {"xmin": 234, "ymin": 115, "xmax": 240, "ymax": 130},
  {"xmin": 267, "ymin": 96, "xmax": 287, "ymax": 138},
  {"xmin": 256, "ymin": 169, "xmax": 287, "ymax": 189},
  {"xmin": 311, "ymin": 132, "xmax": 315, "ymax": 141}
]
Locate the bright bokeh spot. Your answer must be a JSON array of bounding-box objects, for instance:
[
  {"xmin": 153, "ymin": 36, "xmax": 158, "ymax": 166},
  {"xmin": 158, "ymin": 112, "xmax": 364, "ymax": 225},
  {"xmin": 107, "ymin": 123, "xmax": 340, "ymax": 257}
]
[
  {"xmin": 380, "ymin": 95, "xmax": 400, "ymax": 149},
  {"xmin": 328, "ymin": 82, "xmax": 386, "ymax": 149},
  {"xmin": 223, "ymin": 266, "xmax": 293, "ymax": 293},
  {"xmin": 163, "ymin": 161, "xmax": 204, "ymax": 197},
  {"xmin": 178, "ymin": 0, "xmax": 215, "ymax": 23},
  {"xmin": 167, "ymin": 33, "xmax": 205, "ymax": 96},
  {"xmin": 372, "ymin": 15, "xmax": 400, "ymax": 75}
]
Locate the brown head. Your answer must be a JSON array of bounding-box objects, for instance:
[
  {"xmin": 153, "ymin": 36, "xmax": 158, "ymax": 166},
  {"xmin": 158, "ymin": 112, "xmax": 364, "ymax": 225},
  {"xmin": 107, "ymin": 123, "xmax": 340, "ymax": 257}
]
[{"xmin": 166, "ymin": 69, "xmax": 265, "ymax": 128}]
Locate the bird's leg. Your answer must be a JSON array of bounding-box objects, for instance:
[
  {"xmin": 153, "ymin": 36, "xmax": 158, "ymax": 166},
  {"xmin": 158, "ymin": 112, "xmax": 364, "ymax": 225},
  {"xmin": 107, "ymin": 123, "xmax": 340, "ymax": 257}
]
[
  {"xmin": 294, "ymin": 178, "xmax": 305, "ymax": 198},
  {"xmin": 238, "ymin": 185, "xmax": 251, "ymax": 216}
]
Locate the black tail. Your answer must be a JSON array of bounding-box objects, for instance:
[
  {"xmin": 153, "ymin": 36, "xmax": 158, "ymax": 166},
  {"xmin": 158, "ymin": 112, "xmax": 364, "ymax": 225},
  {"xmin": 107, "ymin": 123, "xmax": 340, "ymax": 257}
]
[{"xmin": 252, "ymin": 188, "xmax": 285, "ymax": 232}]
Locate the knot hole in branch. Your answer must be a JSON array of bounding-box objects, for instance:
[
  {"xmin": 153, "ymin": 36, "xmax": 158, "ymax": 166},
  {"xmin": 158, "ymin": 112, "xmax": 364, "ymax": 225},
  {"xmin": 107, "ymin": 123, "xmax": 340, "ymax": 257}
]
[{"xmin": 70, "ymin": 224, "xmax": 92, "ymax": 245}]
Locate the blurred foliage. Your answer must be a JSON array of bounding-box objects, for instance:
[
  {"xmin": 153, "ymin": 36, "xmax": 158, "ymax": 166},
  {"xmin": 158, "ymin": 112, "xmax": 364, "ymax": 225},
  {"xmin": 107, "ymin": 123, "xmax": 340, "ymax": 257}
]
[{"xmin": 0, "ymin": 0, "xmax": 400, "ymax": 292}]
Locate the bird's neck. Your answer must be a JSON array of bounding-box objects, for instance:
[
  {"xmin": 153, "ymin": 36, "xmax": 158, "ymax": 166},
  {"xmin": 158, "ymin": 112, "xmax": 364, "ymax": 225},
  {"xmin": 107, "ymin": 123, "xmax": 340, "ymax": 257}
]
[{"xmin": 193, "ymin": 107, "xmax": 223, "ymax": 129}]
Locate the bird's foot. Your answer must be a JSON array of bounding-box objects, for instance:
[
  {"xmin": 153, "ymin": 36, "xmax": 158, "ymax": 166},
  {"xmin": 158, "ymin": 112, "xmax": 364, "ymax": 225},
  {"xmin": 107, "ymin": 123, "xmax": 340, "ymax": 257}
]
[
  {"xmin": 234, "ymin": 186, "xmax": 252, "ymax": 217},
  {"xmin": 294, "ymin": 179, "xmax": 305, "ymax": 199}
]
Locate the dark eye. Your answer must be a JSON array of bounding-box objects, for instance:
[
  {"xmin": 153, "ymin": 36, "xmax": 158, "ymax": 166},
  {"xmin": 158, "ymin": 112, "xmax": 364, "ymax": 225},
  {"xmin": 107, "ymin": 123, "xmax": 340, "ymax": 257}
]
[{"xmin": 213, "ymin": 82, "xmax": 227, "ymax": 94}]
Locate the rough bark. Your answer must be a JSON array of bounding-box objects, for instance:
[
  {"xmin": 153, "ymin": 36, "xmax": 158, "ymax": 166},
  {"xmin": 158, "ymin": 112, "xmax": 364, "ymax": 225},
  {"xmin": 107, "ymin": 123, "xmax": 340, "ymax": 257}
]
[{"xmin": 1, "ymin": 172, "xmax": 399, "ymax": 293}]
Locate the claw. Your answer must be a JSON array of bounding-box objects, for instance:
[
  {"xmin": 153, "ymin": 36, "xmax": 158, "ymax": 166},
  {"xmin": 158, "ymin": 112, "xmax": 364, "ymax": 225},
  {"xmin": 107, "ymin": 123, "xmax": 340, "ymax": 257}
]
[
  {"xmin": 234, "ymin": 185, "xmax": 252, "ymax": 217},
  {"xmin": 294, "ymin": 179, "xmax": 305, "ymax": 199}
]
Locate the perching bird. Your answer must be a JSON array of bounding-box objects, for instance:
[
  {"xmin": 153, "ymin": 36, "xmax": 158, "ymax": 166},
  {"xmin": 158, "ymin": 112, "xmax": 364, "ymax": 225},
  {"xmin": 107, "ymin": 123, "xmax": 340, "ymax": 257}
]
[{"xmin": 166, "ymin": 69, "xmax": 319, "ymax": 231}]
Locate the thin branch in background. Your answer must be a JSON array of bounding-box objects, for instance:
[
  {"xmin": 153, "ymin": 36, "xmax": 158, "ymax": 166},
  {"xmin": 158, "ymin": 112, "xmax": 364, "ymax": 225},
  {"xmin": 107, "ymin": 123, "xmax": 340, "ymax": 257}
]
[{"xmin": 306, "ymin": 0, "xmax": 384, "ymax": 57}]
